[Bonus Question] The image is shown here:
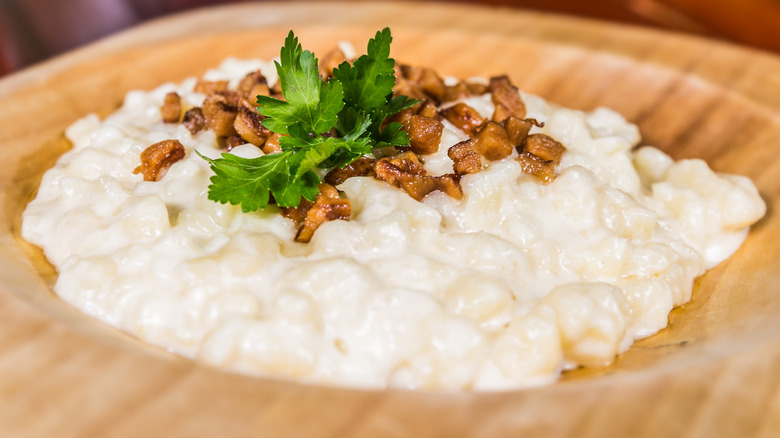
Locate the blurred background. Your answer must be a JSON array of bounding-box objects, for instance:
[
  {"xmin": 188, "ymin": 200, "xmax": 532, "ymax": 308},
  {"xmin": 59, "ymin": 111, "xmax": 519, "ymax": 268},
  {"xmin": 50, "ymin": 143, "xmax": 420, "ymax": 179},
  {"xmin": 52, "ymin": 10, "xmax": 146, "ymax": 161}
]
[{"xmin": 1, "ymin": 0, "xmax": 779, "ymax": 77}]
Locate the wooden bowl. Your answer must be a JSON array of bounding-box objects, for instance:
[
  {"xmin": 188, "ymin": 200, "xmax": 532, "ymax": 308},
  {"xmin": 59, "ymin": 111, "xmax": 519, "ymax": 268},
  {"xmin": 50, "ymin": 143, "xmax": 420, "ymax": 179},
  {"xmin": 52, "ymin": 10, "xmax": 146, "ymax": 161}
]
[{"xmin": 1, "ymin": 2, "xmax": 779, "ymax": 437}]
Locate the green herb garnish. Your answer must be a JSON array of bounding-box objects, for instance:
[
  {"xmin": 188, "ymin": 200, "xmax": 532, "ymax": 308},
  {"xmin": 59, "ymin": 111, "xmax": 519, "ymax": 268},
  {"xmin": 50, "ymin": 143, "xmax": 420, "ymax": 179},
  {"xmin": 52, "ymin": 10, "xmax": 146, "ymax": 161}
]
[{"xmin": 200, "ymin": 27, "xmax": 417, "ymax": 211}]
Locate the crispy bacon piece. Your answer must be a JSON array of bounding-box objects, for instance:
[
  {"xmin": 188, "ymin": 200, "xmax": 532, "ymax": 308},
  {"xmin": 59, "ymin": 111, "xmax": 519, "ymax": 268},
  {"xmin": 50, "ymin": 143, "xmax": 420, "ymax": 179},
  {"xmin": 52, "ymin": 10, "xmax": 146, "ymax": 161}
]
[
  {"xmin": 504, "ymin": 116, "xmax": 542, "ymax": 147},
  {"xmin": 442, "ymin": 80, "xmax": 489, "ymax": 103},
  {"xmin": 442, "ymin": 81, "xmax": 470, "ymax": 103},
  {"xmin": 524, "ymin": 133, "xmax": 566, "ymax": 165},
  {"xmin": 234, "ymin": 106, "xmax": 271, "ymax": 147},
  {"xmin": 447, "ymin": 122, "xmax": 513, "ymax": 174},
  {"xmin": 400, "ymin": 65, "xmax": 448, "ymax": 104},
  {"xmin": 416, "ymin": 100, "xmax": 440, "ymax": 119},
  {"xmin": 224, "ymin": 135, "xmax": 245, "ymax": 151},
  {"xmin": 280, "ymin": 198, "xmax": 312, "ymax": 225},
  {"xmin": 263, "ymin": 133, "xmax": 283, "ymax": 154},
  {"xmin": 386, "ymin": 99, "xmax": 441, "ymax": 126},
  {"xmin": 215, "ymin": 90, "xmax": 241, "ymax": 107},
  {"xmin": 492, "ymin": 104, "xmax": 513, "ymax": 123},
  {"xmin": 194, "ymin": 80, "xmax": 229, "ymax": 94},
  {"xmin": 393, "ymin": 75, "xmax": 427, "ymax": 101},
  {"xmin": 448, "ymin": 139, "xmax": 482, "ymax": 174},
  {"xmin": 237, "ymin": 70, "xmax": 269, "ymax": 99},
  {"xmin": 282, "ymin": 184, "xmax": 351, "ymax": 243},
  {"xmin": 160, "ymin": 92, "xmax": 182, "ymax": 123},
  {"xmin": 324, "ymin": 156, "xmax": 376, "ymax": 185},
  {"xmin": 319, "ymin": 47, "xmax": 347, "ymax": 78},
  {"xmin": 474, "ymin": 121, "xmax": 513, "ymax": 160},
  {"xmin": 133, "ymin": 139, "xmax": 186, "ymax": 182},
  {"xmin": 440, "ymin": 102, "xmax": 485, "ymax": 137},
  {"xmin": 466, "ymin": 81, "xmax": 489, "ymax": 96},
  {"xmin": 182, "ymin": 107, "xmax": 206, "ymax": 135},
  {"xmin": 517, "ymin": 151, "xmax": 555, "ymax": 183},
  {"xmin": 389, "ymin": 106, "xmax": 413, "ymax": 125},
  {"xmin": 373, "ymin": 152, "xmax": 462, "ymax": 201},
  {"xmin": 202, "ymin": 93, "xmax": 238, "ymax": 138},
  {"xmin": 379, "ymin": 151, "xmax": 426, "ymax": 174},
  {"xmin": 489, "ymin": 75, "xmax": 526, "ymax": 121},
  {"xmin": 402, "ymin": 115, "xmax": 444, "ymax": 155}
]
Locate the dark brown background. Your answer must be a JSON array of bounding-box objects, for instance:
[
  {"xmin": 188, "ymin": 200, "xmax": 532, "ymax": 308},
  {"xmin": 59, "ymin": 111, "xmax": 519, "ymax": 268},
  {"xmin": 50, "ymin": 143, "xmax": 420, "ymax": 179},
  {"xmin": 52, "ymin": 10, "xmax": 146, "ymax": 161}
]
[{"xmin": 1, "ymin": 0, "xmax": 780, "ymax": 77}]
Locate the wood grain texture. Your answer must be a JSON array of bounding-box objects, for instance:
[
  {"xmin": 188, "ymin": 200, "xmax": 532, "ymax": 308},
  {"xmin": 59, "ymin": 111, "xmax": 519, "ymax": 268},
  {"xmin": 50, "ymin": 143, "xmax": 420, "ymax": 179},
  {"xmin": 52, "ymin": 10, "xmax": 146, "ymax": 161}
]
[{"xmin": 1, "ymin": 2, "xmax": 779, "ymax": 437}]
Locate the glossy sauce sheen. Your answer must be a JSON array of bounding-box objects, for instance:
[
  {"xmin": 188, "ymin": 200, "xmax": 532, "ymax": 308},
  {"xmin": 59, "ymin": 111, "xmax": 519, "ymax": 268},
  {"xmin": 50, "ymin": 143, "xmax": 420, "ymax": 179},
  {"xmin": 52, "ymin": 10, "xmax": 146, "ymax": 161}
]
[{"xmin": 20, "ymin": 58, "xmax": 766, "ymax": 390}]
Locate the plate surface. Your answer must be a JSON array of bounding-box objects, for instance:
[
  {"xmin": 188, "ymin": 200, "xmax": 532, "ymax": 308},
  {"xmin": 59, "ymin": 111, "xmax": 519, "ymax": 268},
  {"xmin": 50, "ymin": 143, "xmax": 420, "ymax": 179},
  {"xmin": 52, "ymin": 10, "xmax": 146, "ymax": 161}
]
[{"xmin": 1, "ymin": 2, "xmax": 779, "ymax": 437}]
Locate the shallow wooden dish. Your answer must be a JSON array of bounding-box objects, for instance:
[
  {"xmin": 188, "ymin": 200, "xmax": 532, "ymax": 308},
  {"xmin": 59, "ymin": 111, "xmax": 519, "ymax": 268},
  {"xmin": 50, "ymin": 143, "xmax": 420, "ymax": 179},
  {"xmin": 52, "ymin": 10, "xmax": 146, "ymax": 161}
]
[{"xmin": 1, "ymin": 2, "xmax": 779, "ymax": 437}]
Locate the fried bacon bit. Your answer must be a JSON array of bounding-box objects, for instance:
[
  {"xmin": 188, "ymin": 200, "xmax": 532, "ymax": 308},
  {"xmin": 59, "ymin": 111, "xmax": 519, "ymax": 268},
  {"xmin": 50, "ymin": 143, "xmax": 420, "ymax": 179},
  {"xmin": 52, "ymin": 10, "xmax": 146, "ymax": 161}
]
[
  {"xmin": 282, "ymin": 183, "xmax": 351, "ymax": 243},
  {"xmin": 319, "ymin": 47, "xmax": 347, "ymax": 78},
  {"xmin": 182, "ymin": 107, "xmax": 206, "ymax": 135},
  {"xmin": 234, "ymin": 106, "xmax": 271, "ymax": 147},
  {"xmin": 386, "ymin": 99, "xmax": 441, "ymax": 126},
  {"xmin": 474, "ymin": 121, "xmax": 513, "ymax": 160},
  {"xmin": 194, "ymin": 80, "xmax": 229, "ymax": 95},
  {"xmin": 396, "ymin": 65, "xmax": 447, "ymax": 104},
  {"xmin": 374, "ymin": 152, "xmax": 463, "ymax": 201},
  {"xmin": 443, "ymin": 81, "xmax": 470, "ymax": 103},
  {"xmin": 236, "ymin": 70, "xmax": 268, "ymax": 99},
  {"xmin": 504, "ymin": 116, "xmax": 542, "ymax": 147},
  {"xmin": 492, "ymin": 104, "xmax": 513, "ymax": 123},
  {"xmin": 516, "ymin": 151, "xmax": 555, "ymax": 183},
  {"xmin": 324, "ymin": 156, "xmax": 376, "ymax": 185},
  {"xmin": 399, "ymin": 65, "xmax": 448, "ymax": 104},
  {"xmin": 380, "ymin": 151, "xmax": 426, "ymax": 174},
  {"xmin": 280, "ymin": 198, "xmax": 312, "ymax": 225},
  {"xmin": 448, "ymin": 139, "xmax": 482, "ymax": 174},
  {"xmin": 440, "ymin": 102, "xmax": 485, "ymax": 136},
  {"xmin": 466, "ymin": 81, "xmax": 489, "ymax": 96},
  {"xmin": 389, "ymin": 106, "xmax": 414, "ymax": 125},
  {"xmin": 202, "ymin": 93, "xmax": 239, "ymax": 138},
  {"xmin": 394, "ymin": 75, "xmax": 427, "ymax": 101},
  {"xmin": 224, "ymin": 135, "xmax": 245, "ymax": 151},
  {"xmin": 402, "ymin": 115, "xmax": 444, "ymax": 155},
  {"xmin": 215, "ymin": 90, "xmax": 241, "ymax": 107},
  {"xmin": 263, "ymin": 133, "xmax": 283, "ymax": 154},
  {"xmin": 442, "ymin": 80, "xmax": 489, "ymax": 103},
  {"xmin": 160, "ymin": 92, "xmax": 182, "ymax": 123},
  {"xmin": 489, "ymin": 75, "xmax": 526, "ymax": 121},
  {"xmin": 133, "ymin": 140, "xmax": 186, "ymax": 182},
  {"xmin": 416, "ymin": 100, "xmax": 440, "ymax": 119},
  {"xmin": 397, "ymin": 70, "xmax": 489, "ymax": 106},
  {"xmin": 523, "ymin": 133, "xmax": 566, "ymax": 165}
]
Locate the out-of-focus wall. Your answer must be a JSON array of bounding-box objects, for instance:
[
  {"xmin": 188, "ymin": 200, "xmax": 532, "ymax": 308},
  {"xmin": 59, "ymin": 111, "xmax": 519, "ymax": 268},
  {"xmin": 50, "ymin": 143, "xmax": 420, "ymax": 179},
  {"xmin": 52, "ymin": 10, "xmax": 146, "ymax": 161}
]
[{"xmin": 1, "ymin": 0, "xmax": 779, "ymax": 76}]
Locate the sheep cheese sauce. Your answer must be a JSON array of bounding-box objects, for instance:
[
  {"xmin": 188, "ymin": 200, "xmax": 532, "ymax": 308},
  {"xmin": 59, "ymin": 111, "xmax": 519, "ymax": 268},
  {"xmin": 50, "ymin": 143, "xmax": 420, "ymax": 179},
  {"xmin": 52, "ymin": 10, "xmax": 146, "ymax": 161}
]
[{"xmin": 22, "ymin": 51, "xmax": 765, "ymax": 390}]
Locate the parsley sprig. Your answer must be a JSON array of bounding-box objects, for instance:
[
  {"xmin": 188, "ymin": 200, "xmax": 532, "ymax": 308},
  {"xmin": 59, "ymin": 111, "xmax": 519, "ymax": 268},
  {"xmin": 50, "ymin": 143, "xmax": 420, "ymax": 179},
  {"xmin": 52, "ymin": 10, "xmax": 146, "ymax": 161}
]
[{"xmin": 200, "ymin": 28, "xmax": 417, "ymax": 211}]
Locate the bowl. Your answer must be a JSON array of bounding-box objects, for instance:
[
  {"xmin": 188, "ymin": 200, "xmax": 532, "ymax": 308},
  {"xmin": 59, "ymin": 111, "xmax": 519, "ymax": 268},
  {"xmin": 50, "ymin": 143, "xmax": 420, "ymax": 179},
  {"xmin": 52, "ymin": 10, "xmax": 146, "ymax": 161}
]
[{"xmin": 1, "ymin": 2, "xmax": 779, "ymax": 436}]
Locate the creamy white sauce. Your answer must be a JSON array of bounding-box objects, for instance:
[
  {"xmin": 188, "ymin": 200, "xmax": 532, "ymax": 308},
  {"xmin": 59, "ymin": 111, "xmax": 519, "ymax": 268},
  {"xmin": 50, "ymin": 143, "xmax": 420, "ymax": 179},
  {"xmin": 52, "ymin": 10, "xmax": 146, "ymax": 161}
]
[{"xmin": 21, "ymin": 57, "xmax": 766, "ymax": 390}]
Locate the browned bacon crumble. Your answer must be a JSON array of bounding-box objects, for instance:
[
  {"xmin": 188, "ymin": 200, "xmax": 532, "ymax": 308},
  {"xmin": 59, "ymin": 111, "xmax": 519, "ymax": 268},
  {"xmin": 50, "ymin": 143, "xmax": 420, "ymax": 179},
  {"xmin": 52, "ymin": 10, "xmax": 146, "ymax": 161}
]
[
  {"xmin": 282, "ymin": 183, "xmax": 351, "ymax": 243},
  {"xmin": 182, "ymin": 107, "xmax": 206, "ymax": 135},
  {"xmin": 440, "ymin": 102, "xmax": 485, "ymax": 137},
  {"xmin": 146, "ymin": 62, "xmax": 568, "ymax": 242},
  {"xmin": 324, "ymin": 156, "xmax": 376, "ymax": 186},
  {"xmin": 373, "ymin": 152, "xmax": 463, "ymax": 201},
  {"xmin": 133, "ymin": 139, "xmax": 186, "ymax": 182},
  {"xmin": 161, "ymin": 92, "xmax": 182, "ymax": 123},
  {"xmin": 402, "ymin": 115, "xmax": 444, "ymax": 155}
]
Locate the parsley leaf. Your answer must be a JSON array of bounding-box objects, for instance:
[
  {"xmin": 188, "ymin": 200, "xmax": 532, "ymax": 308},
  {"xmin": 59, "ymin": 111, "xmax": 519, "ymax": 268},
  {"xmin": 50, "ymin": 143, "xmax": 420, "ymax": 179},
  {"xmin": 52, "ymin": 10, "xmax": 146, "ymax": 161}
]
[
  {"xmin": 198, "ymin": 150, "xmax": 315, "ymax": 211},
  {"xmin": 257, "ymin": 31, "xmax": 344, "ymax": 135},
  {"xmin": 333, "ymin": 27, "xmax": 396, "ymax": 111},
  {"xmin": 201, "ymin": 27, "xmax": 418, "ymax": 211},
  {"xmin": 333, "ymin": 29, "xmax": 418, "ymax": 147}
]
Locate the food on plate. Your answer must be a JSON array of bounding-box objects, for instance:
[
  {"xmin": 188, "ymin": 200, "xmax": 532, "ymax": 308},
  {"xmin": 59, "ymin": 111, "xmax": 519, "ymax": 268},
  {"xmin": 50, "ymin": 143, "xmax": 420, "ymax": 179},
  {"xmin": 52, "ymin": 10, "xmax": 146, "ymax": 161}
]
[{"xmin": 21, "ymin": 29, "xmax": 766, "ymax": 390}]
